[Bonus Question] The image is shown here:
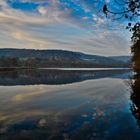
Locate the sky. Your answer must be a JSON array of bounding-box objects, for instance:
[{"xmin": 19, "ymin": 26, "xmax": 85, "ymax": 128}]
[{"xmin": 0, "ymin": 0, "xmax": 132, "ymax": 56}]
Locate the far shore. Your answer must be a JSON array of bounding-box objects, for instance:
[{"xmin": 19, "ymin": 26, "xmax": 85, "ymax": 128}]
[{"xmin": 0, "ymin": 67, "xmax": 132, "ymax": 71}]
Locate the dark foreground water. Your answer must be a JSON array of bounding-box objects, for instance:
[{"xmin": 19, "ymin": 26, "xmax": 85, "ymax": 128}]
[{"xmin": 0, "ymin": 69, "xmax": 140, "ymax": 140}]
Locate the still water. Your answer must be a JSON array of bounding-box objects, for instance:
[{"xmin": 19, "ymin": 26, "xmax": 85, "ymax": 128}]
[{"xmin": 0, "ymin": 69, "xmax": 139, "ymax": 140}]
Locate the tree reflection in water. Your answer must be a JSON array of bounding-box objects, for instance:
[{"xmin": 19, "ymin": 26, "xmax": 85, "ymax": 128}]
[{"xmin": 130, "ymin": 74, "xmax": 140, "ymax": 124}]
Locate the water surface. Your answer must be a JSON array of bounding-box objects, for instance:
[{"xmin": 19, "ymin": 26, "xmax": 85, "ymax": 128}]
[{"xmin": 0, "ymin": 69, "xmax": 139, "ymax": 140}]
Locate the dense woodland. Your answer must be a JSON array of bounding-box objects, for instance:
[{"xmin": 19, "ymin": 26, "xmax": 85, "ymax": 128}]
[{"xmin": 0, "ymin": 56, "xmax": 129, "ymax": 68}]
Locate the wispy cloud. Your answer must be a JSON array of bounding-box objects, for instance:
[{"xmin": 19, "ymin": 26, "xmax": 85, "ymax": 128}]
[{"xmin": 0, "ymin": 0, "xmax": 131, "ymax": 56}]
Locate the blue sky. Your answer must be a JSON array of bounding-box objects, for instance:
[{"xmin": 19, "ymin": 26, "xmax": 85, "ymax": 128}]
[{"xmin": 0, "ymin": 0, "xmax": 131, "ymax": 56}]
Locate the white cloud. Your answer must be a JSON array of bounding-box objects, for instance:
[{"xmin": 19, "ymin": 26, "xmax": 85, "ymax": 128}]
[
  {"xmin": 0, "ymin": 0, "xmax": 131, "ymax": 56},
  {"xmin": 93, "ymin": 15, "xmax": 105, "ymax": 26},
  {"xmin": 105, "ymin": 0, "xmax": 110, "ymax": 3},
  {"xmin": 38, "ymin": 6, "xmax": 47, "ymax": 15}
]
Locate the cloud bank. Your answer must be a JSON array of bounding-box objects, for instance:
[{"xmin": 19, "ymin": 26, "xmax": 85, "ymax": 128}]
[{"xmin": 0, "ymin": 0, "xmax": 131, "ymax": 56}]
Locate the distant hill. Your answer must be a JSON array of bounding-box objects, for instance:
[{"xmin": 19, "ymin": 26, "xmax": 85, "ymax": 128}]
[
  {"xmin": 109, "ymin": 56, "xmax": 131, "ymax": 63},
  {"xmin": 0, "ymin": 48, "xmax": 131, "ymax": 68}
]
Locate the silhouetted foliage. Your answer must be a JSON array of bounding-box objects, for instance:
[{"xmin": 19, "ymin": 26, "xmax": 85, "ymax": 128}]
[
  {"xmin": 103, "ymin": 0, "xmax": 140, "ymax": 20},
  {"xmin": 130, "ymin": 75, "xmax": 140, "ymax": 125},
  {"xmin": 131, "ymin": 32, "xmax": 140, "ymax": 73},
  {"xmin": 103, "ymin": 0, "xmax": 140, "ymax": 41},
  {"xmin": 103, "ymin": 0, "xmax": 140, "ymax": 127},
  {"xmin": 103, "ymin": 0, "xmax": 139, "ymax": 67}
]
